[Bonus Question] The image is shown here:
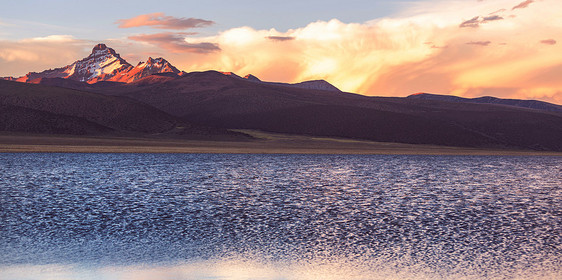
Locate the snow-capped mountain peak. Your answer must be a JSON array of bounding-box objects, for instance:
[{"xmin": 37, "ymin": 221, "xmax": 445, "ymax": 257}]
[
  {"xmin": 111, "ymin": 57, "xmax": 181, "ymax": 83},
  {"xmin": 77, "ymin": 44, "xmax": 132, "ymax": 83},
  {"xmin": 137, "ymin": 57, "xmax": 175, "ymax": 71},
  {"xmin": 92, "ymin": 43, "xmax": 110, "ymax": 52},
  {"xmin": 8, "ymin": 44, "xmax": 182, "ymax": 84}
]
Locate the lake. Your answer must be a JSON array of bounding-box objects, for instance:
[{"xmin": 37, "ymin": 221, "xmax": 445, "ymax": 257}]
[{"xmin": 1, "ymin": 153, "xmax": 560, "ymax": 279}]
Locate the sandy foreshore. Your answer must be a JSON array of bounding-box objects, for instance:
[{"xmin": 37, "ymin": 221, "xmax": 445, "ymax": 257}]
[{"xmin": 0, "ymin": 131, "xmax": 560, "ymax": 156}]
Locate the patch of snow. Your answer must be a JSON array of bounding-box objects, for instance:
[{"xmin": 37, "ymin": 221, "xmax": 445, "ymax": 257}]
[{"xmin": 63, "ymin": 63, "xmax": 77, "ymax": 76}]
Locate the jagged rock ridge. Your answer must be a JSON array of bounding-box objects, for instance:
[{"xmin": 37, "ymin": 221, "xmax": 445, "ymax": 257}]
[
  {"xmin": 408, "ymin": 93, "xmax": 562, "ymax": 113},
  {"xmin": 12, "ymin": 44, "xmax": 182, "ymax": 84},
  {"xmin": 5, "ymin": 44, "xmax": 342, "ymax": 92}
]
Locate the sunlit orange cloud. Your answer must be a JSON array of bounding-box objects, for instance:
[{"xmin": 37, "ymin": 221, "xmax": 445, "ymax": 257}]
[
  {"xmin": 2, "ymin": 0, "xmax": 562, "ymax": 104},
  {"xmin": 116, "ymin": 13, "xmax": 214, "ymax": 30},
  {"xmin": 161, "ymin": 0, "xmax": 561, "ymax": 103},
  {"xmin": 128, "ymin": 32, "xmax": 220, "ymax": 53},
  {"xmin": 0, "ymin": 35, "xmax": 91, "ymax": 77}
]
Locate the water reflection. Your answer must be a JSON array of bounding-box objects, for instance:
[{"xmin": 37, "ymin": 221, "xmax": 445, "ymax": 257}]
[
  {"xmin": 2, "ymin": 258, "xmax": 560, "ymax": 280},
  {"xmin": 0, "ymin": 154, "xmax": 561, "ymax": 279}
]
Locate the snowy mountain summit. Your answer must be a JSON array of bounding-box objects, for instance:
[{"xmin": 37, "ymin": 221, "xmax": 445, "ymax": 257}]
[
  {"xmin": 75, "ymin": 44, "xmax": 132, "ymax": 83},
  {"xmin": 13, "ymin": 44, "xmax": 181, "ymax": 84},
  {"xmin": 6, "ymin": 44, "xmax": 340, "ymax": 91},
  {"xmin": 115, "ymin": 57, "xmax": 182, "ymax": 83}
]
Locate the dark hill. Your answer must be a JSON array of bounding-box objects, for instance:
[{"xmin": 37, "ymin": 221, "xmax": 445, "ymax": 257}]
[
  {"xmin": 88, "ymin": 71, "xmax": 562, "ymax": 151},
  {"xmin": 0, "ymin": 80, "xmax": 247, "ymax": 139},
  {"xmin": 0, "ymin": 104, "xmax": 113, "ymax": 135},
  {"xmin": 28, "ymin": 77, "xmax": 126, "ymax": 91},
  {"xmin": 408, "ymin": 93, "xmax": 562, "ymax": 113}
]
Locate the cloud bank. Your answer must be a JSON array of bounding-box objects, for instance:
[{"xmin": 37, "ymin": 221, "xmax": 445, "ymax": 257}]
[
  {"xmin": 0, "ymin": 36, "xmax": 89, "ymax": 76},
  {"xmin": 512, "ymin": 0, "xmax": 534, "ymax": 10},
  {"xmin": 156, "ymin": 0, "xmax": 559, "ymax": 103},
  {"xmin": 2, "ymin": 0, "xmax": 562, "ymax": 104},
  {"xmin": 460, "ymin": 15, "xmax": 503, "ymax": 28},
  {"xmin": 116, "ymin": 13, "xmax": 214, "ymax": 30},
  {"xmin": 128, "ymin": 33, "xmax": 220, "ymax": 53}
]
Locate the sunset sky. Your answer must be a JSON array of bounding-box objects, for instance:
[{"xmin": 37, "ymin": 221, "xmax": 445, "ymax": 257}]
[{"xmin": 1, "ymin": 0, "xmax": 561, "ymax": 104}]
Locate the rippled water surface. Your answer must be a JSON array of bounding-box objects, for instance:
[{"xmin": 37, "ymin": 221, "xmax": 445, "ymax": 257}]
[{"xmin": 1, "ymin": 153, "xmax": 561, "ymax": 279}]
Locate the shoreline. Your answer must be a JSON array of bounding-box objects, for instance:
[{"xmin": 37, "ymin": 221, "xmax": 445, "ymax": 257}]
[{"xmin": 0, "ymin": 132, "xmax": 560, "ymax": 156}]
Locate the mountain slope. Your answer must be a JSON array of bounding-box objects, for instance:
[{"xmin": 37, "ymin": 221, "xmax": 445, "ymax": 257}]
[
  {"xmin": 290, "ymin": 80, "xmax": 342, "ymax": 92},
  {"xmin": 3, "ymin": 44, "xmax": 561, "ymax": 150},
  {"xmin": 238, "ymin": 73, "xmax": 341, "ymax": 92},
  {"xmin": 16, "ymin": 44, "xmax": 132, "ymax": 83},
  {"xmin": 0, "ymin": 104, "xmax": 113, "ymax": 135},
  {"xmin": 0, "ymin": 79, "xmax": 246, "ymax": 139},
  {"xmin": 91, "ymin": 71, "xmax": 562, "ymax": 151},
  {"xmin": 4, "ymin": 43, "xmax": 342, "ymax": 91},
  {"xmin": 107, "ymin": 57, "xmax": 182, "ymax": 83},
  {"xmin": 408, "ymin": 93, "xmax": 562, "ymax": 113},
  {"xmin": 9, "ymin": 44, "xmax": 183, "ymax": 84}
]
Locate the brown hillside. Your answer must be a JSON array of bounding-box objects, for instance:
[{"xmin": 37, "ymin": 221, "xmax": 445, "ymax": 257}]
[
  {"xmin": 0, "ymin": 80, "xmax": 248, "ymax": 140},
  {"xmin": 91, "ymin": 71, "xmax": 562, "ymax": 151}
]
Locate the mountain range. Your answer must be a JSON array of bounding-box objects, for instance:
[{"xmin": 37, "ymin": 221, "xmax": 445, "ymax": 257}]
[
  {"xmin": 2, "ymin": 44, "xmax": 562, "ymax": 151},
  {"xmin": 5, "ymin": 44, "xmax": 183, "ymax": 84},
  {"xmin": 408, "ymin": 93, "xmax": 562, "ymax": 113}
]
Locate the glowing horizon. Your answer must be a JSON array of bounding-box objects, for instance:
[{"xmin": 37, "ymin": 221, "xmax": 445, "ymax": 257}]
[{"xmin": 1, "ymin": 0, "xmax": 561, "ymax": 104}]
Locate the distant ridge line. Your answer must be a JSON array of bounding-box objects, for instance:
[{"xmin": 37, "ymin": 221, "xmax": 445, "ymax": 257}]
[{"xmin": 408, "ymin": 93, "xmax": 562, "ymax": 113}]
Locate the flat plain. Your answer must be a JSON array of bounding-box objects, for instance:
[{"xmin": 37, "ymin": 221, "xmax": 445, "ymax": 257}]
[{"xmin": 1, "ymin": 130, "xmax": 560, "ymax": 156}]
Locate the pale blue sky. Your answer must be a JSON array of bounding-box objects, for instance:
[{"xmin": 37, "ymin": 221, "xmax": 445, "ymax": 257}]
[{"xmin": 1, "ymin": 0, "xmax": 417, "ymax": 40}]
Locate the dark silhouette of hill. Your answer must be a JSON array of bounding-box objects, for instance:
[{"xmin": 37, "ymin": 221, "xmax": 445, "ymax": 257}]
[
  {"xmin": 29, "ymin": 77, "xmax": 126, "ymax": 90},
  {"xmin": 0, "ymin": 104, "xmax": 113, "ymax": 135},
  {"xmin": 0, "ymin": 80, "xmax": 247, "ymax": 139},
  {"xmin": 85, "ymin": 71, "xmax": 562, "ymax": 151},
  {"xmin": 408, "ymin": 93, "xmax": 562, "ymax": 113},
  {"xmin": 6, "ymin": 43, "xmax": 560, "ymax": 151}
]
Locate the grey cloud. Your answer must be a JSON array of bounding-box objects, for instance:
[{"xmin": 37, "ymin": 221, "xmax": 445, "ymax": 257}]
[
  {"xmin": 129, "ymin": 32, "xmax": 220, "ymax": 53},
  {"xmin": 489, "ymin": 9, "xmax": 507, "ymax": 15},
  {"xmin": 460, "ymin": 16, "xmax": 481, "ymax": 28},
  {"xmin": 540, "ymin": 39, "xmax": 557, "ymax": 45},
  {"xmin": 512, "ymin": 0, "xmax": 534, "ymax": 10},
  {"xmin": 460, "ymin": 15, "xmax": 503, "ymax": 28},
  {"xmin": 267, "ymin": 36, "xmax": 295, "ymax": 42},
  {"xmin": 466, "ymin": 41, "xmax": 492, "ymax": 46},
  {"xmin": 482, "ymin": 15, "xmax": 504, "ymax": 22},
  {"xmin": 117, "ymin": 13, "xmax": 215, "ymax": 30}
]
